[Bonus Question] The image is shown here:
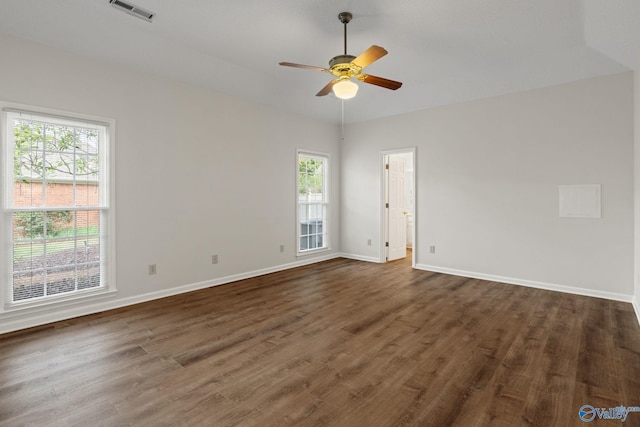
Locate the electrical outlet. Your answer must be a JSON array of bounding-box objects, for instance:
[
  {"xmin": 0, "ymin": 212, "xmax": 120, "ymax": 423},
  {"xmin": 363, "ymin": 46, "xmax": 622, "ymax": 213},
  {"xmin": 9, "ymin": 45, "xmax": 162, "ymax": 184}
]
[
  {"xmin": 279, "ymin": 245, "xmax": 284, "ymax": 253},
  {"xmin": 367, "ymin": 239, "xmax": 372, "ymax": 246},
  {"xmin": 429, "ymin": 245, "xmax": 436, "ymax": 254},
  {"xmin": 148, "ymin": 264, "xmax": 157, "ymax": 275},
  {"xmin": 212, "ymin": 255, "xmax": 218, "ymax": 264}
]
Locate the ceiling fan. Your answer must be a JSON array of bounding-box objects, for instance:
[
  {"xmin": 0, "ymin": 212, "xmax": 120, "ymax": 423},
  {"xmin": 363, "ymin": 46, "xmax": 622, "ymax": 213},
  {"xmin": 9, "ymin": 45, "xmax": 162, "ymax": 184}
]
[{"xmin": 279, "ymin": 12, "xmax": 402, "ymax": 100}]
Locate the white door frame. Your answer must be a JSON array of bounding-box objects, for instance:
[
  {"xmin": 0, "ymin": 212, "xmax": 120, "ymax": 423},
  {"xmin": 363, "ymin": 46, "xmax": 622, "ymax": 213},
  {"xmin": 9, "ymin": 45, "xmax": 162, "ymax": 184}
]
[{"xmin": 380, "ymin": 147, "xmax": 416, "ymax": 267}]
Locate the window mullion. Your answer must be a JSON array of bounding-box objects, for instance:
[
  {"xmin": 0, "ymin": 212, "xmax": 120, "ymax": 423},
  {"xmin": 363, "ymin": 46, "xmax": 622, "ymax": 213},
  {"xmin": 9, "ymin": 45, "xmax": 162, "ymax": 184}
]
[{"xmin": 41, "ymin": 124, "xmax": 47, "ymax": 209}]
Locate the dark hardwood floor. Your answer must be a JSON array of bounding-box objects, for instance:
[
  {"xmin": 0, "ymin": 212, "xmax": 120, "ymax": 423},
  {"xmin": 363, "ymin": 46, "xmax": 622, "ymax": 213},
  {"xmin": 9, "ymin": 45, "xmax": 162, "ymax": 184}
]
[{"xmin": 1, "ymin": 255, "xmax": 640, "ymax": 426}]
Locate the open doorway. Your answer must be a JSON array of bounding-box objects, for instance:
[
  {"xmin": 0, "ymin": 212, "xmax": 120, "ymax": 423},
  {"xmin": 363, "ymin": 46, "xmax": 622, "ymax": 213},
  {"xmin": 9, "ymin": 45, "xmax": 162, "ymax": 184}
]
[{"xmin": 382, "ymin": 148, "xmax": 416, "ymax": 267}]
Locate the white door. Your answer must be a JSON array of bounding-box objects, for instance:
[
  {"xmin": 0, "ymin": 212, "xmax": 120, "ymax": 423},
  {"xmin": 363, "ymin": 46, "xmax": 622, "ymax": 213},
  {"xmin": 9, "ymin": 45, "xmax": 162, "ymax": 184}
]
[{"xmin": 387, "ymin": 156, "xmax": 407, "ymax": 261}]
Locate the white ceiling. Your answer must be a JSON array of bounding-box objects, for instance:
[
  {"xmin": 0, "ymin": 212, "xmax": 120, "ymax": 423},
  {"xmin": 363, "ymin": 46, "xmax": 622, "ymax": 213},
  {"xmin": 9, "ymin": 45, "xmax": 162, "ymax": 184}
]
[{"xmin": 1, "ymin": 0, "xmax": 639, "ymax": 124}]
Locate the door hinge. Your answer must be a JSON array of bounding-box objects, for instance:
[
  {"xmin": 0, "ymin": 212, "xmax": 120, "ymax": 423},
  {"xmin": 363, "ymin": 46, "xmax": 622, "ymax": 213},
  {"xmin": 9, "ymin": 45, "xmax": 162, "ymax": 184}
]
[
  {"xmin": 385, "ymin": 242, "xmax": 389, "ymax": 247},
  {"xmin": 385, "ymin": 164, "xmax": 389, "ymax": 169},
  {"xmin": 385, "ymin": 203, "xmax": 389, "ymax": 208}
]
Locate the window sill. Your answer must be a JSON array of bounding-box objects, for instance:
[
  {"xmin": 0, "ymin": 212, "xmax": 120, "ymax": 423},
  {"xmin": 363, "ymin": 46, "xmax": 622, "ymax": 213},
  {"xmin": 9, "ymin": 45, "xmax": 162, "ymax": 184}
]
[
  {"xmin": 296, "ymin": 247, "xmax": 331, "ymax": 258},
  {"xmin": 3, "ymin": 286, "xmax": 118, "ymax": 314}
]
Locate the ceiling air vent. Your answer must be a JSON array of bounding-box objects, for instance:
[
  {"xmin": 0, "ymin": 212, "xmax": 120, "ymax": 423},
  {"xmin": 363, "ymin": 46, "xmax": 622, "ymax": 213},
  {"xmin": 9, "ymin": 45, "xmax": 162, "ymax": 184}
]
[{"xmin": 109, "ymin": 0, "xmax": 154, "ymax": 22}]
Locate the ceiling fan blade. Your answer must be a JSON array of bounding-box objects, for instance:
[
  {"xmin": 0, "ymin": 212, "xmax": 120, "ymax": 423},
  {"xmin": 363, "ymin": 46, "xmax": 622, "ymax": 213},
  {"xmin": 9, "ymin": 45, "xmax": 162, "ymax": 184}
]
[
  {"xmin": 358, "ymin": 74, "xmax": 403, "ymax": 90},
  {"xmin": 351, "ymin": 45, "xmax": 388, "ymax": 69},
  {"xmin": 316, "ymin": 80, "xmax": 337, "ymax": 97},
  {"xmin": 279, "ymin": 62, "xmax": 329, "ymax": 72}
]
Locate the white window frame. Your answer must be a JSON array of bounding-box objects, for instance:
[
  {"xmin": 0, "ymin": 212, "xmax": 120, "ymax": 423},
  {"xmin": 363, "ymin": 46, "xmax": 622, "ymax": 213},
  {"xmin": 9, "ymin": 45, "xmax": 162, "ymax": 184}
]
[
  {"xmin": 296, "ymin": 149, "xmax": 329, "ymax": 256},
  {"xmin": 0, "ymin": 102, "xmax": 116, "ymax": 311}
]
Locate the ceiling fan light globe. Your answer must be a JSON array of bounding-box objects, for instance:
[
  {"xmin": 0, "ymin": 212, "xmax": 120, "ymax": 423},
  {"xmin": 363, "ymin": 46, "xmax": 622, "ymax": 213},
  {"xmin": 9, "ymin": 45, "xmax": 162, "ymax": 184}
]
[{"xmin": 332, "ymin": 79, "xmax": 358, "ymax": 99}]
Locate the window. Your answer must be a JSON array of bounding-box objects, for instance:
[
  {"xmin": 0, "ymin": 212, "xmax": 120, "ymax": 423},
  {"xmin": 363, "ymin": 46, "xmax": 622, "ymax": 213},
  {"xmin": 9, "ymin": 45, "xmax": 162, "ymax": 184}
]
[
  {"xmin": 1, "ymin": 105, "xmax": 114, "ymax": 306},
  {"xmin": 297, "ymin": 151, "xmax": 328, "ymax": 254}
]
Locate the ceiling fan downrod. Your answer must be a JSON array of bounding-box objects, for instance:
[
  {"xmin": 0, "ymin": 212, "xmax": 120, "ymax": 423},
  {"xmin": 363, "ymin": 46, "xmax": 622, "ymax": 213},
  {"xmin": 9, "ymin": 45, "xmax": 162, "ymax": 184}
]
[{"xmin": 338, "ymin": 12, "xmax": 352, "ymax": 55}]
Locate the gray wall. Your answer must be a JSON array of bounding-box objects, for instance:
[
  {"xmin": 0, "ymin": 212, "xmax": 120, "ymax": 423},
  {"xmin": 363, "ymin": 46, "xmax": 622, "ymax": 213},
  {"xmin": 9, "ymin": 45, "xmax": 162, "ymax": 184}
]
[
  {"xmin": 0, "ymin": 34, "xmax": 341, "ymax": 332},
  {"xmin": 342, "ymin": 73, "xmax": 634, "ymax": 299}
]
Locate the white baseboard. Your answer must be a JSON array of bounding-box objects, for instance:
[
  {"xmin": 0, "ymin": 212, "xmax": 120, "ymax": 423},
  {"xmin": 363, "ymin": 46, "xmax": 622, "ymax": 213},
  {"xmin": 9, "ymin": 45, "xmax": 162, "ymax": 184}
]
[
  {"xmin": 633, "ymin": 296, "xmax": 640, "ymax": 327},
  {"xmin": 3, "ymin": 255, "xmax": 636, "ymax": 335},
  {"xmin": 0, "ymin": 253, "xmax": 341, "ymax": 335},
  {"xmin": 415, "ymin": 264, "xmax": 634, "ymax": 303},
  {"xmin": 338, "ymin": 253, "xmax": 384, "ymax": 263}
]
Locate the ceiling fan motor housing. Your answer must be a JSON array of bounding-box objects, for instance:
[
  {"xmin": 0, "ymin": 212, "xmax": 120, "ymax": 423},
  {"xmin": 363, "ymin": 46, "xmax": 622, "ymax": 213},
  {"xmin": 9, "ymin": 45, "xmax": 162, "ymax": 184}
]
[{"xmin": 329, "ymin": 55, "xmax": 361, "ymax": 77}]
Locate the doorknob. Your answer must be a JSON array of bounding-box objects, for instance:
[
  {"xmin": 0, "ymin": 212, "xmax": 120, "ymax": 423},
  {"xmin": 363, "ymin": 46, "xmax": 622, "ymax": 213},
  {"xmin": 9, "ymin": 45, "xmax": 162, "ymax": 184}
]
[{"xmin": 403, "ymin": 211, "xmax": 408, "ymax": 215}]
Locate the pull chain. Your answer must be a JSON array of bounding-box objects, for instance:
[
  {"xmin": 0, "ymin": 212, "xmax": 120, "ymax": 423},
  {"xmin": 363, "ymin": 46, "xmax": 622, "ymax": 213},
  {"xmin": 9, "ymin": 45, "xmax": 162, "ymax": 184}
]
[{"xmin": 341, "ymin": 100, "xmax": 345, "ymax": 140}]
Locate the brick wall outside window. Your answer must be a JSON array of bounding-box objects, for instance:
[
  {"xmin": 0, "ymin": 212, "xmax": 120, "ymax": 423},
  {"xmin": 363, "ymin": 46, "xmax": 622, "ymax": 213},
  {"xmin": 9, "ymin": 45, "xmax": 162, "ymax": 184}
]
[{"xmin": 13, "ymin": 181, "xmax": 100, "ymax": 231}]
